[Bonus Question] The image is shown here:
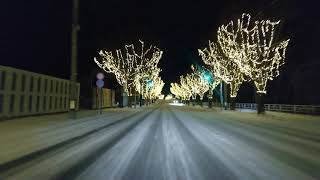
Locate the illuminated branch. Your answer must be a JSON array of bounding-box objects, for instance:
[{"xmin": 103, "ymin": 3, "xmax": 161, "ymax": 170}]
[
  {"xmin": 199, "ymin": 41, "xmax": 246, "ymax": 97},
  {"xmin": 170, "ymin": 82, "xmax": 192, "ymax": 101},
  {"xmin": 145, "ymin": 76, "xmax": 165, "ymax": 100},
  {"xmin": 94, "ymin": 40, "xmax": 163, "ymax": 96},
  {"xmin": 217, "ymin": 13, "xmax": 290, "ymax": 94},
  {"xmin": 180, "ymin": 72, "xmax": 209, "ymax": 100},
  {"xmin": 179, "ymin": 76, "xmax": 193, "ymax": 100}
]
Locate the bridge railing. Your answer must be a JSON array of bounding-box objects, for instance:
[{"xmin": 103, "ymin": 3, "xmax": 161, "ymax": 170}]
[{"xmin": 235, "ymin": 103, "xmax": 320, "ymax": 115}]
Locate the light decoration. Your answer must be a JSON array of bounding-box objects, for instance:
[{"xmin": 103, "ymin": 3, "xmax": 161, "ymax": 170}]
[
  {"xmin": 144, "ymin": 76, "xmax": 165, "ymax": 100},
  {"xmin": 158, "ymin": 94, "xmax": 165, "ymax": 100},
  {"xmin": 203, "ymin": 69, "xmax": 221, "ymax": 99},
  {"xmin": 177, "ymin": 72, "xmax": 209, "ymax": 100},
  {"xmin": 170, "ymin": 82, "xmax": 192, "ymax": 101},
  {"xmin": 187, "ymin": 73, "xmax": 210, "ymax": 100},
  {"xmin": 94, "ymin": 40, "xmax": 163, "ymax": 96},
  {"xmin": 134, "ymin": 67, "xmax": 161, "ymax": 95},
  {"xmin": 196, "ymin": 65, "xmax": 221, "ymax": 99},
  {"xmin": 217, "ymin": 13, "xmax": 290, "ymax": 94},
  {"xmin": 165, "ymin": 94, "xmax": 173, "ymax": 100},
  {"xmin": 179, "ymin": 75, "xmax": 194, "ymax": 100},
  {"xmin": 199, "ymin": 41, "xmax": 245, "ymax": 97},
  {"xmin": 170, "ymin": 67, "xmax": 214, "ymax": 102}
]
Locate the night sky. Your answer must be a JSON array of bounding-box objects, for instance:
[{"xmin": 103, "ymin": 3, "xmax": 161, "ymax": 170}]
[{"xmin": 1, "ymin": 0, "xmax": 320, "ymax": 104}]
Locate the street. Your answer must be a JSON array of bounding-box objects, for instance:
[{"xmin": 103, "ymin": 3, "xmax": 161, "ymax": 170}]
[{"xmin": 0, "ymin": 103, "xmax": 319, "ymax": 180}]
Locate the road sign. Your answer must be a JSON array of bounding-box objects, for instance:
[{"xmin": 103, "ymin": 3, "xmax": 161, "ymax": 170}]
[
  {"xmin": 96, "ymin": 79, "xmax": 104, "ymax": 88},
  {"xmin": 96, "ymin": 73, "xmax": 105, "ymax": 80}
]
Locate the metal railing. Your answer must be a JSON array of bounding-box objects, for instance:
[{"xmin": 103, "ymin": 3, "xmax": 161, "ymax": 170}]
[{"xmin": 235, "ymin": 103, "xmax": 320, "ymax": 115}]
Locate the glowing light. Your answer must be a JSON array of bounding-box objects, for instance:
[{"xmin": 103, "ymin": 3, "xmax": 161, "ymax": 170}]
[
  {"xmin": 165, "ymin": 94, "xmax": 173, "ymax": 100},
  {"xmin": 94, "ymin": 40, "xmax": 164, "ymax": 97},
  {"xmin": 199, "ymin": 41, "xmax": 245, "ymax": 98},
  {"xmin": 217, "ymin": 13, "xmax": 290, "ymax": 94}
]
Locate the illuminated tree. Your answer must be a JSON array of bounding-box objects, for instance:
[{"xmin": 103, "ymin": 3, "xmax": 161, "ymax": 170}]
[
  {"xmin": 217, "ymin": 13, "xmax": 290, "ymax": 113},
  {"xmin": 144, "ymin": 76, "xmax": 165, "ymax": 101},
  {"xmin": 179, "ymin": 76, "xmax": 193, "ymax": 102},
  {"xmin": 170, "ymin": 82, "xmax": 192, "ymax": 102},
  {"xmin": 199, "ymin": 41, "xmax": 246, "ymax": 109},
  {"xmin": 134, "ymin": 67, "xmax": 161, "ymax": 95},
  {"xmin": 193, "ymin": 65, "xmax": 221, "ymax": 100},
  {"xmin": 94, "ymin": 40, "xmax": 163, "ymax": 105},
  {"xmin": 170, "ymin": 83, "xmax": 183, "ymax": 100},
  {"xmin": 180, "ymin": 72, "xmax": 209, "ymax": 106}
]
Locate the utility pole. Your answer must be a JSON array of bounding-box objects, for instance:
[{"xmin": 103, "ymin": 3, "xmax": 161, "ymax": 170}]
[{"xmin": 70, "ymin": 0, "xmax": 79, "ymax": 119}]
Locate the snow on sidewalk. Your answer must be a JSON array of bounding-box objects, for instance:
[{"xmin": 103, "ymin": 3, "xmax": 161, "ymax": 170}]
[{"xmin": 0, "ymin": 108, "xmax": 139, "ymax": 165}]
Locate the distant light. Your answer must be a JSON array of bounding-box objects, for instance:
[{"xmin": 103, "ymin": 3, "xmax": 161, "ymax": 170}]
[
  {"xmin": 165, "ymin": 94, "xmax": 173, "ymax": 100},
  {"xmin": 169, "ymin": 102, "xmax": 185, "ymax": 106}
]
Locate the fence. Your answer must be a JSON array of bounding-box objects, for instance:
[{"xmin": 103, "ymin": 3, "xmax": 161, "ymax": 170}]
[
  {"xmin": 0, "ymin": 65, "xmax": 80, "ymax": 119},
  {"xmin": 235, "ymin": 103, "xmax": 320, "ymax": 115}
]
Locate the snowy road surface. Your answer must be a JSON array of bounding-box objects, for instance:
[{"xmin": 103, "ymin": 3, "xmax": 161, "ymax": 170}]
[{"xmin": 0, "ymin": 104, "xmax": 319, "ymax": 180}]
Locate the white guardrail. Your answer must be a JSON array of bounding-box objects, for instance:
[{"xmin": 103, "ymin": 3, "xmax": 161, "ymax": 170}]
[{"xmin": 235, "ymin": 103, "xmax": 320, "ymax": 115}]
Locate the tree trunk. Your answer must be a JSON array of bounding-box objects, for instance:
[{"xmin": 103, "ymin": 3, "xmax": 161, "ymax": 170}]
[
  {"xmin": 139, "ymin": 94, "xmax": 142, "ymax": 107},
  {"xmin": 230, "ymin": 97, "xmax": 236, "ymax": 110},
  {"xmin": 224, "ymin": 82, "xmax": 228, "ymax": 110},
  {"xmin": 128, "ymin": 96, "xmax": 133, "ymax": 108},
  {"xmin": 256, "ymin": 93, "xmax": 265, "ymax": 114},
  {"xmin": 208, "ymin": 98, "xmax": 212, "ymax": 108}
]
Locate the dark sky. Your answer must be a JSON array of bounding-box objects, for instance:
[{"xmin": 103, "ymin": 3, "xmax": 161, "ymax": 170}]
[{"xmin": 1, "ymin": 0, "xmax": 320, "ymax": 104}]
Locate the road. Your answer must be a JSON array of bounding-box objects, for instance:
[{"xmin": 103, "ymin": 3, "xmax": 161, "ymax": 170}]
[{"xmin": 0, "ymin": 103, "xmax": 319, "ymax": 180}]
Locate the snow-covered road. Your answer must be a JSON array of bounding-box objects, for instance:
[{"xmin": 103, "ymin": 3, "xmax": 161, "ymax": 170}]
[{"xmin": 0, "ymin": 104, "xmax": 319, "ymax": 180}]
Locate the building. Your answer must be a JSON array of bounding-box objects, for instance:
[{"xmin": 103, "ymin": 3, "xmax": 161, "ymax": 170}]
[{"xmin": 0, "ymin": 65, "xmax": 80, "ymax": 119}]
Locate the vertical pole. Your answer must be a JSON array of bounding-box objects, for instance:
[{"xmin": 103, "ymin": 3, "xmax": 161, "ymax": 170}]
[
  {"xmin": 140, "ymin": 80, "xmax": 142, "ymax": 107},
  {"xmin": 220, "ymin": 83, "xmax": 223, "ymax": 108},
  {"xmin": 70, "ymin": 0, "xmax": 79, "ymax": 119},
  {"xmin": 100, "ymin": 88, "xmax": 103, "ymax": 114},
  {"xmin": 223, "ymin": 82, "xmax": 228, "ymax": 110},
  {"xmin": 134, "ymin": 91, "xmax": 137, "ymax": 108},
  {"xmin": 256, "ymin": 92, "xmax": 265, "ymax": 114}
]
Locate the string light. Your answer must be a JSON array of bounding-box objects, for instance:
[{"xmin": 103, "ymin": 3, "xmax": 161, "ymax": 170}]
[
  {"xmin": 198, "ymin": 41, "xmax": 246, "ymax": 98},
  {"xmin": 94, "ymin": 40, "xmax": 163, "ymax": 96},
  {"xmin": 144, "ymin": 76, "xmax": 165, "ymax": 100},
  {"xmin": 217, "ymin": 13, "xmax": 290, "ymax": 94},
  {"xmin": 170, "ymin": 70, "xmax": 211, "ymax": 101}
]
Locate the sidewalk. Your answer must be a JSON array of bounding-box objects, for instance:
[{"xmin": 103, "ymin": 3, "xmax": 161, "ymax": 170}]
[{"xmin": 0, "ymin": 108, "xmax": 139, "ymax": 165}]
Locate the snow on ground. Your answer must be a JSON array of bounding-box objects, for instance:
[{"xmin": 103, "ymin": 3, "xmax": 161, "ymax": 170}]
[
  {"xmin": 0, "ymin": 104, "xmax": 319, "ymax": 180},
  {"xmin": 174, "ymin": 108, "xmax": 319, "ymax": 179},
  {"xmin": 1, "ymin": 109, "xmax": 153, "ymax": 180},
  {"xmin": 0, "ymin": 108, "xmax": 143, "ymax": 164}
]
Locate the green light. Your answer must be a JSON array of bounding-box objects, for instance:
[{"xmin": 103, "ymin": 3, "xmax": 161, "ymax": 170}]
[
  {"xmin": 146, "ymin": 80, "xmax": 154, "ymax": 88},
  {"xmin": 203, "ymin": 72, "xmax": 213, "ymax": 83}
]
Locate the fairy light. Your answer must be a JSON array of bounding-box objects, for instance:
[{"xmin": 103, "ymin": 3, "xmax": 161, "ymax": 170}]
[
  {"xmin": 94, "ymin": 40, "xmax": 163, "ymax": 96},
  {"xmin": 217, "ymin": 13, "xmax": 290, "ymax": 94},
  {"xmin": 198, "ymin": 41, "xmax": 246, "ymax": 98},
  {"xmin": 170, "ymin": 82, "xmax": 192, "ymax": 101},
  {"xmin": 144, "ymin": 76, "xmax": 165, "ymax": 100}
]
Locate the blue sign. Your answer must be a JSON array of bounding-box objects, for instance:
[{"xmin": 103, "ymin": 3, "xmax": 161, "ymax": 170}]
[{"xmin": 96, "ymin": 79, "xmax": 104, "ymax": 88}]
